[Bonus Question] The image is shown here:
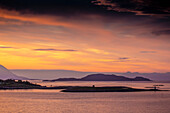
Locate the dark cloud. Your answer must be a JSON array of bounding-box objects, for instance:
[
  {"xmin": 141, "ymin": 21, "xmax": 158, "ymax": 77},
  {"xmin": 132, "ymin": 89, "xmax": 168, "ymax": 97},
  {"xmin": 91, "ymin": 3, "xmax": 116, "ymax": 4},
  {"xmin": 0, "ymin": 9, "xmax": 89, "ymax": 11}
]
[
  {"xmin": 0, "ymin": 0, "xmax": 169, "ymax": 36},
  {"xmin": 0, "ymin": 0, "xmax": 110, "ymax": 17},
  {"xmin": 152, "ymin": 30, "xmax": 170, "ymax": 36},
  {"xmin": 93, "ymin": 0, "xmax": 170, "ymax": 17},
  {"xmin": 140, "ymin": 51, "xmax": 156, "ymax": 53},
  {"xmin": 112, "ymin": 57, "xmax": 130, "ymax": 62},
  {"xmin": 0, "ymin": 0, "xmax": 169, "ymax": 17},
  {"xmin": 33, "ymin": 49, "xmax": 77, "ymax": 51},
  {"xmin": 0, "ymin": 0, "xmax": 169, "ymax": 27}
]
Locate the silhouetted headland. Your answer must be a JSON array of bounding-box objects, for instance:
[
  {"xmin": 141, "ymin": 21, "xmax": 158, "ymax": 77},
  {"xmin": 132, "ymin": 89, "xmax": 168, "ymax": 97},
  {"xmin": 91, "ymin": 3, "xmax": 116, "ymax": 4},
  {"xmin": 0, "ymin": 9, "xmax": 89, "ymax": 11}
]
[
  {"xmin": 0, "ymin": 79, "xmax": 82, "ymax": 90},
  {"xmin": 43, "ymin": 73, "xmax": 151, "ymax": 82},
  {"xmin": 0, "ymin": 79, "xmax": 43, "ymax": 89}
]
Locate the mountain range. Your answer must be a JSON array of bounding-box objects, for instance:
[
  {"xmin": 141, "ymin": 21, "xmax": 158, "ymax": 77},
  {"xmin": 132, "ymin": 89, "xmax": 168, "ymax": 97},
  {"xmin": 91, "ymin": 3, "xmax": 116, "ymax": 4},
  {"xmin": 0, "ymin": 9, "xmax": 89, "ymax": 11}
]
[
  {"xmin": 11, "ymin": 69, "xmax": 170, "ymax": 81},
  {"xmin": 43, "ymin": 73, "xmax": 151, "ymax": 82},
  {"xmin": 1, "ymin": 64, "xmax": 169, "ymax": 81}
]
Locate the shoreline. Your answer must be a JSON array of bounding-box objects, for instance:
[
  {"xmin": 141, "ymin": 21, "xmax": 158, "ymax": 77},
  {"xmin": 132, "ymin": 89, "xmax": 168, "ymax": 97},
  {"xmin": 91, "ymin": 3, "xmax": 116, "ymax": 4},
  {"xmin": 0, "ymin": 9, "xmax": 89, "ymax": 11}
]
[
  {"xmin": 0, "ymin": 80, "xmax": 169, "ymax": 92},
  {"xmin": 0, "ymin": 86, "xmax": 169, "ymax": 92},
  {"xmin": 61, "ymin": 86, "xmax": 168, "ymax": 92}
]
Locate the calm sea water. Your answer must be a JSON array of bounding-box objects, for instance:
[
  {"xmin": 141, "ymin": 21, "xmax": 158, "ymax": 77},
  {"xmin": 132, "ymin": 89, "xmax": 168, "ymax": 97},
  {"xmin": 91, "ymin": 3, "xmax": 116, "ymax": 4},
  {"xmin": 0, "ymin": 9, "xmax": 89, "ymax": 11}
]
[{"xmin": 0, "ymin": 81, "xmax": 170, "ymax": 113}]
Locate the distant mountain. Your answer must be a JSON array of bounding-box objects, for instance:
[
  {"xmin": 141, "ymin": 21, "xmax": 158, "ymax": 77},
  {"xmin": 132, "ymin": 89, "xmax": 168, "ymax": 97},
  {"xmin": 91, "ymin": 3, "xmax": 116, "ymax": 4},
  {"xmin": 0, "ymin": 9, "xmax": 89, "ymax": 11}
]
[
  {"xmin": 0, "ymin": 65, "xmax": 29, "ymax": 80},
  {"xmin": 11, "ymin": 69, "xmax": 93, "ymax": 80},
  {"xmin": 11, "ymin": 69, "xmax": 170, "ymax": 81},
  {"xmin": 43, "ymin": 73, "xmax": 151, "ymax": 82},
  {"xmin": 116, "ymin": 72, "xmax": 170, "ymax": 81}
]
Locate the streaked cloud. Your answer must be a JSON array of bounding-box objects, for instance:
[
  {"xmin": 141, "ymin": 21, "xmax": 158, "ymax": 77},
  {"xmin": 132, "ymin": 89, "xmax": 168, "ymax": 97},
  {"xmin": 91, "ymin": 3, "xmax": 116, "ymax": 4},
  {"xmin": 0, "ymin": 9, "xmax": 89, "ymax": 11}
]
[
  {"xmin": 0, "ymin": 0, "xmax": 169, "ymax": 72},
  {"xmin": 119, "ymin": 57, "xmax": 129, "ymax": 60},
  {"xmin": 33, "ymin": 48, "xmax": 77, "ymax": 52},
  {"xmin": 92, "ymin": 0, "xmax": 170, "ymax": 17},
  {"xmin": 0, "ymin": 46, "xmax": 12, "ymax": 48},
  {"xmin": 152, "ymin": 30, "xmax": 170, "ymax": 36},
  {"xmin": 140, "ymin": 51, "xmax": 157, "ymax": 53},
  {"xmin": 0, "ymin": 45, "xmax": 13, "ymax": 48}
]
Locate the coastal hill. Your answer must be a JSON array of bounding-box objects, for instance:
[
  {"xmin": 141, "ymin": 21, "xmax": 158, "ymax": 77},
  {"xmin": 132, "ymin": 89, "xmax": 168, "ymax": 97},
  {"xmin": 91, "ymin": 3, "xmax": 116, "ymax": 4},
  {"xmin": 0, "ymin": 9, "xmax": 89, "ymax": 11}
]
[
  {"xmin": 0, "ymin": 79, "xmax": 42, "ymax": 89},
  {"xmin": 44, "ymin": 73, "xmax": 151, "ymax": 82},
  {"xmin": 0, "ymin": 65, "xmax": 28, "ymax": 80}
]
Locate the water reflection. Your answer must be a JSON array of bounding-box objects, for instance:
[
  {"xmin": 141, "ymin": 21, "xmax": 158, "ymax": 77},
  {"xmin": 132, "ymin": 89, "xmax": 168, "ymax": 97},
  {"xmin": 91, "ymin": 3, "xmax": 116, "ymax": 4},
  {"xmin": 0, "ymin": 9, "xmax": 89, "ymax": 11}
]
[{"xmin": 0, "ymin": 81, "xmax": 170, "ymax": 113}]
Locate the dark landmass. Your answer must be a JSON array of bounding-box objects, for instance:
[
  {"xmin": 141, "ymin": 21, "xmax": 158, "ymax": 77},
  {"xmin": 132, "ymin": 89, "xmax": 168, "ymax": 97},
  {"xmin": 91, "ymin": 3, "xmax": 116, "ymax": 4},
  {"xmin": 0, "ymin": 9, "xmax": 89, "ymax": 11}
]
[
  {"xmin": 0, "ymin": 79, "xmax": 79, "ymax": 90},
  {"xmin": 61, "ymin": 86, "xmax": 164, "ymax": 92},
  {"xmin": 0, "ymin": 79, "xmax": 168, "ymax": 92},
  {"xmin": 43, "ymin": 73, "xmax": 151, "ymax": 82},
  {"xmin": 0, "ymin": 79, "xmax": 44, "ymax": 89}
]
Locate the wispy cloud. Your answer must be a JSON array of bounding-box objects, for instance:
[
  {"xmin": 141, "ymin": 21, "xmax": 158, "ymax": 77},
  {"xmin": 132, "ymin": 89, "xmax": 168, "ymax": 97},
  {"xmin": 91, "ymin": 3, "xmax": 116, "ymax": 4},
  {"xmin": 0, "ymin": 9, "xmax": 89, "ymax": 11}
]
[
  {"xmin": 33, "ymin": 48, "xmax": 77, "ymax": 51},
  {"xmin": 0, "ymin": 46, "xmax": 13, "ymax": 48},
  {"xmin": 119, "ymin": 57, "xmax": 129, "ymax": 60},
  {"xmin": 92, "ymin": 0, "xmax": 170, "ymax": 17},
  {"xmin": 140, "ymin": 51, "xmax": 156, "ymax": 53},
  {"xmin": 152, "ymin": 30, "xmax": 170, "ymax": 36}
]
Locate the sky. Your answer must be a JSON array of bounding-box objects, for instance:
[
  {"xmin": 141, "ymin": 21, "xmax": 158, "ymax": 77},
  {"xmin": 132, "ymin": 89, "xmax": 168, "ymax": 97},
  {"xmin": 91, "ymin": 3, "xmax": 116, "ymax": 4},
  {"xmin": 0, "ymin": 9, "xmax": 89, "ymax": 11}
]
[{"xmin": 0, "ymin": 0, "xmax": 170, "ymax": 72}]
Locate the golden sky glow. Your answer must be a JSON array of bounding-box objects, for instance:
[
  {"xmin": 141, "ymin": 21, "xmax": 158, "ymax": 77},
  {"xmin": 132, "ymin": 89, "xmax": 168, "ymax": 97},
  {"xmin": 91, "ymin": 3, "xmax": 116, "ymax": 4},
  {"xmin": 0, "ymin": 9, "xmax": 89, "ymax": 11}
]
[{"xmin": 0, "ymin": 4, "xmax": 170, "ymax": 73}]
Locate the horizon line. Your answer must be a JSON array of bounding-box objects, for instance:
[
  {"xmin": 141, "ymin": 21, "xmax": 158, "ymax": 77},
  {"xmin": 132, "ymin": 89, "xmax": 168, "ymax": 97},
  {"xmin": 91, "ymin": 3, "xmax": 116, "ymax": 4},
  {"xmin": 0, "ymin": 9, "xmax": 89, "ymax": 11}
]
[{"xmin": 10, "ymin": 69, "xmax": 170, "ymax": 73}]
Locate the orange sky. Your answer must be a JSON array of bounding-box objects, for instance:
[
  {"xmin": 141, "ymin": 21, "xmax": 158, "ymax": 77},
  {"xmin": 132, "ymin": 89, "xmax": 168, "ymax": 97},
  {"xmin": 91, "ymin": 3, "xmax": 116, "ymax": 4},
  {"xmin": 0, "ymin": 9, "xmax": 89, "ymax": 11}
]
[{"xmin": 0, "ymin": 2, "xmax": 170, "ymax": 72}]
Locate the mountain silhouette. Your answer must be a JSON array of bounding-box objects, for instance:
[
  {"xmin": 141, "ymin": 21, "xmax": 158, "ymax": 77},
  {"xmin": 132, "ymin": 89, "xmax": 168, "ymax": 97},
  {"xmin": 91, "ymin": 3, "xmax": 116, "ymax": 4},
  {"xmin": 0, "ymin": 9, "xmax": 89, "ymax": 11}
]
[
  {"xmin": 0, "ymin": 65, "xmax": 28, "ymax": 80},
  {"xmin": 44, "ymin": 73, "xmax": 151, "ymax": 81}
]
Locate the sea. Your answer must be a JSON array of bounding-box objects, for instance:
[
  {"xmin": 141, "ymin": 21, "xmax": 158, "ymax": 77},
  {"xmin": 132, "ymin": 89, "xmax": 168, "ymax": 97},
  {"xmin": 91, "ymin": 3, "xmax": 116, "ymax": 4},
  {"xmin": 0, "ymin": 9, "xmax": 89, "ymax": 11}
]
[{"xmin": 0, "ymin": 81, "xmax": 170, "ymax": 113}]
